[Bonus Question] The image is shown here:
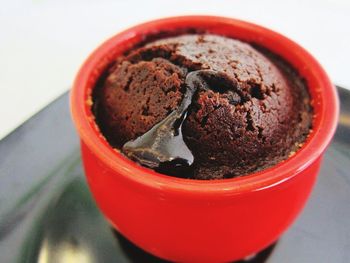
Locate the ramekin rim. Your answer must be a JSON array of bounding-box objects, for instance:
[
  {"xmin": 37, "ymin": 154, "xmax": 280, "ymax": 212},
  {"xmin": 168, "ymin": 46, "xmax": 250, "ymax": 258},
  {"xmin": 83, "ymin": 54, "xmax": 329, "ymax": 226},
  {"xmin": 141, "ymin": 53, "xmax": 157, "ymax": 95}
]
[{"xmin": 71, "ymin": 15, "xmax": 339, "ymax": 196}]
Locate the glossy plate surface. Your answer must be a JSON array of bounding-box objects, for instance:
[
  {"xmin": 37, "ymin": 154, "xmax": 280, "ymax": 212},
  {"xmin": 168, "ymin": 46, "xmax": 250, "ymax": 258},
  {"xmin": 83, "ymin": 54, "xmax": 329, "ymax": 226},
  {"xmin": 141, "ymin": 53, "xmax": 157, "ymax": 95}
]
[{"xmin": 0, "ymin": 87, "xmax": 349, "ymax": 263}]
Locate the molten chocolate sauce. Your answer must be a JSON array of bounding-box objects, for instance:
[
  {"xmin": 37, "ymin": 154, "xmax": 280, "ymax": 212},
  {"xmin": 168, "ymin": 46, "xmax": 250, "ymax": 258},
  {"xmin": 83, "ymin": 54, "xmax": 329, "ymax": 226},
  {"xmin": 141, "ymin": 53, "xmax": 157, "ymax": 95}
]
[{"xmin": 122, "ymin": 70, "xmax": 217, "ymax": 176}]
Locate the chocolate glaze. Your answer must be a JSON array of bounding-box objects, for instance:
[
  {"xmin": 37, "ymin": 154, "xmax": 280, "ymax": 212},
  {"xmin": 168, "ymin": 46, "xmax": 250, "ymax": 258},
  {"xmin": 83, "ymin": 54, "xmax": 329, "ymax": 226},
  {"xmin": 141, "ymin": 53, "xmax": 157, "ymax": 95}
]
[{"xmin": 122, "ymin": 70, "xmax": 216, "ymax": 174}]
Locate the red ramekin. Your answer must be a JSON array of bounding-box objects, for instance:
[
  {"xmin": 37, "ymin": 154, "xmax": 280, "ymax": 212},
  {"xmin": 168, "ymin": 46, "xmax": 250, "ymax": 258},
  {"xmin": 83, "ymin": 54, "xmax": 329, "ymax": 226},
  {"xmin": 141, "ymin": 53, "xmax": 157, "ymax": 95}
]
[{"xmin": 70, "ymin": 16, "xmax": 339, "ymax": 263}]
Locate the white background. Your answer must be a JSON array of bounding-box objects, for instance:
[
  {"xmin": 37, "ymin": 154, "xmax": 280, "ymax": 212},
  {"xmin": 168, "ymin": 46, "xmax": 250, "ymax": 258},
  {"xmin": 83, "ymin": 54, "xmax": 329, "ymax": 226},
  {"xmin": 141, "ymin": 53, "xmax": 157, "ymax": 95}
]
[{"xmin": 1, "ymin": 0, "xmax": 350, "ymax": 140}]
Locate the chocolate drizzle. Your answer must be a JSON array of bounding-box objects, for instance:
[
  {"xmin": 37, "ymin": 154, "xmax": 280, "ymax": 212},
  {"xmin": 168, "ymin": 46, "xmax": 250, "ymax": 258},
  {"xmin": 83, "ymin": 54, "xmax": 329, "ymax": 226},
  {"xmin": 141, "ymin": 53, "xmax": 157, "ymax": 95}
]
[{"xmin": 122, "ymin": 70, "xmax": 216, "ymax": 175}]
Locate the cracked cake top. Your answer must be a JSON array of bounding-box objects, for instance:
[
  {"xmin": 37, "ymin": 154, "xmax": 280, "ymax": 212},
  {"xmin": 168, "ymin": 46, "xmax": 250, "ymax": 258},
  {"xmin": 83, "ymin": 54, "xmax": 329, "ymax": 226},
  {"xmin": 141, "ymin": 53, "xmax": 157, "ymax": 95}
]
[{"xmin": 93, "ymin": 34, "xmax": 312, "ymax": 179}]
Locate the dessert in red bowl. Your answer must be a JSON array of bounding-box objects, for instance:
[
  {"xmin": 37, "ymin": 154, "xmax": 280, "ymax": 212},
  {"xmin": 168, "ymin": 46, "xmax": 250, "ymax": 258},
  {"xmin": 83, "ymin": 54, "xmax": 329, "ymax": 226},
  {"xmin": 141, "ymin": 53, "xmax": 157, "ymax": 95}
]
[{"xmin": 71, "ymin": 16, "xmax": 338, "ymax": 262}]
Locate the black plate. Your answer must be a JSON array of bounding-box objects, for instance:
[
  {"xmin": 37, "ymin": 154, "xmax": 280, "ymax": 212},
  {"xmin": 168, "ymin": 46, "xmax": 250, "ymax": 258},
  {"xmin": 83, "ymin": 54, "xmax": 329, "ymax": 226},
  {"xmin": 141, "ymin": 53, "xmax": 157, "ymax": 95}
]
[{"xmin": 0, "ymin": 87, "xmax": 349, "ymax": 263}]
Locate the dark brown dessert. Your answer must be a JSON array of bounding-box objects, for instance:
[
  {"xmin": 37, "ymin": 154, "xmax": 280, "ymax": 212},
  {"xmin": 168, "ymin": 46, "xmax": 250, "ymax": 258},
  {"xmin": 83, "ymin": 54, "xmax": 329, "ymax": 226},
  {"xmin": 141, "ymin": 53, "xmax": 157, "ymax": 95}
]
[{"xmin": 93, "ymin": 34, "xmax": 312, "ymax": 179}]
